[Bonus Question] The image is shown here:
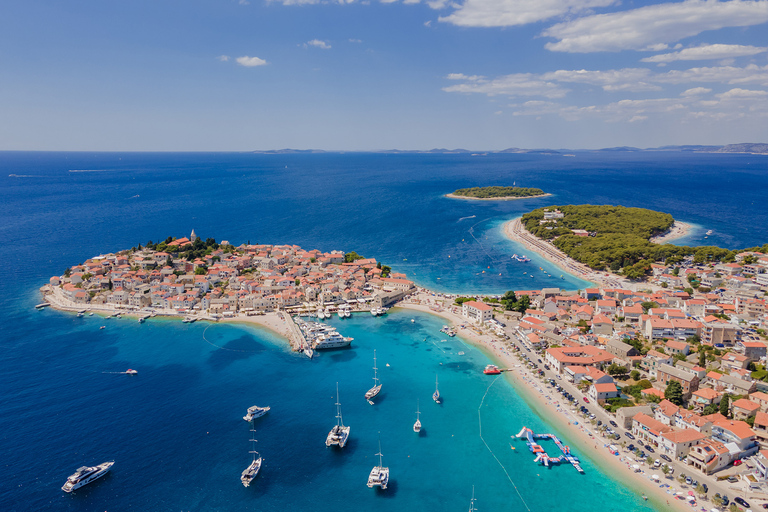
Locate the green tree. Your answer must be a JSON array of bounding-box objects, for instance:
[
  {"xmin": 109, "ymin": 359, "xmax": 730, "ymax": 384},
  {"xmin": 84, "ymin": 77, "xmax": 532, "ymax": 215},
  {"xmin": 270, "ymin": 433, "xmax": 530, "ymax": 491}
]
[
  {"xmin": 695, "ymin": 483, "xmax": 706, "ymax": 497},
  {"xmin": 295, "ymin": 278, "xmax": 301, "ymax": 286},
  {"xmin": 194, "ymin": 266, "xmax": 207, "ymax": 275},
  {"xmin": 711, "ymin": 495, "xmax": 724, "ymax": 509},
  {"xmin": 630, "ymin": 370, "xmax": 640, "ymax": 381},
  {"xmin": 641, "ymin": 301, "xmax": 659, "ymax": 313},
  {"xmin": 664, "ymin": 381, "xmax": 684, "ymax": 406},
  {"xmin": 701, "ymin": 403, "xmax": 718, "ymax": 415},
  {"xmin": 698, "ymin": 349, "xmax": 706, "ymax": 368},
  {"xmin": 515, "ymin": 295, "xmax": 531, "ymax": 314},
  {"xmin": 344, "ymin": 251, "xmax": 365, "ymax": 263},
  {"xmin": 719, "ymin": 394, "xmax": 731, "ymax": 417},
  {"xmin": 661, "ymin": 464, "xmax": 670, "ymax": 476},
  {"xmin": 607, "ymin": 363, "xmax": 628, "ymax": 376}
]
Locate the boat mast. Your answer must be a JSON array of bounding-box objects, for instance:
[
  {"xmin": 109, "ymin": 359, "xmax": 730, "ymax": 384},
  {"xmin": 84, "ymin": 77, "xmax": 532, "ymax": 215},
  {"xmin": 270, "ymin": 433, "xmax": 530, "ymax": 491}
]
[
  {"xmin": 249, "ymin": 423, "xmax": 258, "ymax": 462},
  {"xmin": 372, "ymin": 350, "xmax": 379, "ymax": 386},
  {"xmin": 416, "ymin": 399, "xmax": 420, "ymax": 420},
  {"xmin": 335, "ymin": 382, "xmax": 344, "ymax": 428},
  {"xmin": 469, "ymin": 485, "xmax": 476, "ymax": 511},
  {"xmin": 376, "ymin": 432, "xmax": 383, "ymax": 468}
]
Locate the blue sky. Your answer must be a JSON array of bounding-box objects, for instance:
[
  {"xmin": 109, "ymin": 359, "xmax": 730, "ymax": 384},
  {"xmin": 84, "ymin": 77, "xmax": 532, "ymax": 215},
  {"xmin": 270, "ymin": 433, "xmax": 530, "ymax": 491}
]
[{"xmin": 1, "ymin": 0, "xmax": 767, "ymax": 150}]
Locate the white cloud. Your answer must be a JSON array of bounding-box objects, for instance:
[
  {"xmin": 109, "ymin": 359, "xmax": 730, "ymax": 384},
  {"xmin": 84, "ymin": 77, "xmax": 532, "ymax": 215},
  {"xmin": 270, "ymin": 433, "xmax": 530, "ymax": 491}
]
[
  {"xmin": 717, "ymin": 87, "xmax": 768, "ymax": 99},
  {"xmin": 217, "ymin": 55, "xmax": 230, "ymax": 62},
  {"xmin": 446, "ymin": 73, "xmax": 485, "ymax": 81},
  {"xmin": 438, "ymin": 0, "xmax": 616, "ymax": 27},
  {"xmin": 540, "ymin": 68, "xmax": 662, "ymax": 92},
  {"xmin": 641, "ymin": 44, "xmax": 768, "ymax": 64},
  {"xmin": 681, "ymin": 87, "xmax": 712, "ymax": 96},
  {"xmin": 349, "ymin": 38, "xmax": 363, "ymax": 43},
  {"xmin": 236, "ymin": 56, "xmax": 268, "ymax": 67},
  {"xmin": 654, "ymin": 64, "xmax": 768, "ymax": 86},
  {"xmin": 305, "ymin": 39, "xmax": 331, "ymax": 49},
  {"xmin": 266, "ymin": 0, "xmax": 322, "ymax": 5},
  {"xmin": 443, "ymin": 73, "xmax": 569, "ymax": 98},
  {"xmin": 239, "ymin": 0, "xmax": 250, "ymax": 4},
  {"xmin": 543, "ymin": 0, "xmax": 768, "ymax": 53}
]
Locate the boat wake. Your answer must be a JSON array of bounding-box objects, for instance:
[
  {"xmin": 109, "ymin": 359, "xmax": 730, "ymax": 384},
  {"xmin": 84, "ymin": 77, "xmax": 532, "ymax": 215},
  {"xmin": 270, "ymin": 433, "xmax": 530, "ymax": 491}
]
[
  {"xmin": 458, "ymin": 215, "xmax": 476, "ymax": 222},
  {"xmin": 478, "ymin": 376, "xmax": 531, "ymax": 512}
]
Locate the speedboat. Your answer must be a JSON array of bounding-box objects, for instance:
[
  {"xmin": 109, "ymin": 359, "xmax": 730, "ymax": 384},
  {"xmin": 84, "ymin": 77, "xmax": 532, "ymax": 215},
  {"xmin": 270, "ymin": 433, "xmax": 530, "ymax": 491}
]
[
  {"xmin": 62, "ymin": 461, "xmax": 114, "ymax": 493},
  {"xmin": 125, "ymin": 369, "xmax": 138, "ymax": 375}
]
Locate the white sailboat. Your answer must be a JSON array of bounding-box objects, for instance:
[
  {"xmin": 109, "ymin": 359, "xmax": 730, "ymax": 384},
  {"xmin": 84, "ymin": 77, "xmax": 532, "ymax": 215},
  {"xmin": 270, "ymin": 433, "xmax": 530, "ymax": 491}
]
[
  {"xmin": 326, "ymin": 383, "xmax": 350, "ymax": 448},
  {"xmin": 432, "ymin": 374, "xmax": 441, "ymax": 403},
  {"xmin": 469, "ymin": 485, "xmax": 477, "ymax": 511},
  {"xmin": 367, "ymin": 433, "xmax": 389, "ymax": 489},
  {"xmin": 365, "ymin": 350, "xmax": 382, "ymax": 403},
  {"xmin": 241, "ymin": 425, "xmax": 262, "ymax": 487},
  {"xmin": 413, "ymin": 399, "xmax": 422, "ymax": 433}
]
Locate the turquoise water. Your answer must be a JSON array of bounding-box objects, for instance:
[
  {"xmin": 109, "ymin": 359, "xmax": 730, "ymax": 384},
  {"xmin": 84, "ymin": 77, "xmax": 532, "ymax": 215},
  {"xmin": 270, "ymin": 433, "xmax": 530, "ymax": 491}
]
[{"xmin": 4, "ymin": 151, "xmax": 768, "ymax": 510}]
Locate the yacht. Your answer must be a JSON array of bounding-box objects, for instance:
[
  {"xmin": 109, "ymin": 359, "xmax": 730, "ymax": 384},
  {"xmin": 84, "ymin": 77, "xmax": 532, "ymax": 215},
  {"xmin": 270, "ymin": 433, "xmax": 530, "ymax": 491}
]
[
  {"xmin": 367, "ymin": 435, "xmax": 389, "ymax": 489},
  {"xmin": 326, "ymin": 383, "xmax": 350, "ymax": 448},
  {"xmin": 413, "ymin": 400, "xmax": 422, "ymax": 433},
  {"xmin": 433, "ymin": 374, "xmax": 441, "ymax": 403},
  {"xmin": 241, "ymin": 427, "xmax": 262, "ymax": 487},
  {"xmin": 243, "ymin": 405, "xmax": 270, "ymax": 422},
  {"xmin": 314, "ymin": 330, "xmax": 353, "ymax": 350},
  {"xmin": 61, "ymin": 461, "xmax": 114, "ymax": 493},
  {"xmin": 370, "ymin": 307, "xmax": 380, "ymax": 317},
  {"xmin": 365, "ymin": 350, "xmax": 382, "ymax": 402}
]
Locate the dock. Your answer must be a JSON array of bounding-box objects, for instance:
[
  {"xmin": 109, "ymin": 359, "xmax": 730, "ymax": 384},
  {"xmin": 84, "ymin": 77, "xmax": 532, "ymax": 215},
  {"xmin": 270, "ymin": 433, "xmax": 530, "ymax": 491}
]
[{"xmin": 516, "ymin": 427, "xmax": 584, "ymax": 473}]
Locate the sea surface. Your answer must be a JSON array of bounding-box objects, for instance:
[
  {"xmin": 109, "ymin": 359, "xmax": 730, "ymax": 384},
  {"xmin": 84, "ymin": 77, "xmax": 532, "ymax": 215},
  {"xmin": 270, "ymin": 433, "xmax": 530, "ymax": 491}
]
[{"xmin": 2, "ymin": 151, "xmax": 768, "ymax": 511}]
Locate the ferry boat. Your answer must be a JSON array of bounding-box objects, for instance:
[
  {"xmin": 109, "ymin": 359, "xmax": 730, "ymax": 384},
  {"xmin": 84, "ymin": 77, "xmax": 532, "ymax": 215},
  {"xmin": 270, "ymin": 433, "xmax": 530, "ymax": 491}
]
[
  {"xmin": 413, "ymin": 400, "xmax": 422, "ymax": 433},
  {"xmin": 326, "ymin": 383, "xmax": 350, "ymax": 448},
  {"xmin": 483, "ymin": 364, "xmax": 502, "ymax": 375},
  {"xmin": 433, "ymin": 374, "xmax": 441, "ymax": 403},
  {"xmin": 243, "ymin": 405, "xmax": 270, "ymax": 422},
  {"xmin": 61, "ymin": 461, "xmax": 114, "ymax": 493},
  {"xmin": 365, "ymin": 350, "xmax": 382, "ymax": 402},
  {"xmin": 241, "ymin": 427, "xmax": 262, "ymax": 487},
  {"xmin": 367, "ymin": 436, "xmax": 389, "ymax": 489}
]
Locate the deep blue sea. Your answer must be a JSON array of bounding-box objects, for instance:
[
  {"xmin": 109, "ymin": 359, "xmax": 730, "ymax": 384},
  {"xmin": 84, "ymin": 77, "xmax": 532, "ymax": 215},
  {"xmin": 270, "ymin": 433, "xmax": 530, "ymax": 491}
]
[{"xmin": 2, "ymin": 151, "xmax": 768, "ymax": 511}]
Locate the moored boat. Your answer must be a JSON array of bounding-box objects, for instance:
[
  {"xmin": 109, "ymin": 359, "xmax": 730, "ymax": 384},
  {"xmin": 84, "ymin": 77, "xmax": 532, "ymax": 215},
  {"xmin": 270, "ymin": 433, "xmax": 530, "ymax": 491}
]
[
  {"xmin": 413, "ymin": 400, "xmax": 422, "ymax": 433},
  {"xmin": 243, "ymin": 405, "xmax": 270, "ymax": 422},
  {"xmin": 365, "ymin": 350, "xmax": 382, "ymax": 402},
  {"xmin": 483, "ymin": 364, "xmax": 501, "ymax": 375},
  {"xmin": 433, "ymin": 374, "xmax": 441, "ymax": 403},
  {"xmin": 61, "ymin": 461, "xmax": 114, "ymax": 493},
  {"xmin": 241, "ymin": 426, "xmax": 262, "ymax": 487},
  {"xmin": 367, "ymin": 435, "xmax": 389, "ymax": 489},
  {"xmin": 326, "ymin": 383, "xmax": 350, "ymax": 448}
]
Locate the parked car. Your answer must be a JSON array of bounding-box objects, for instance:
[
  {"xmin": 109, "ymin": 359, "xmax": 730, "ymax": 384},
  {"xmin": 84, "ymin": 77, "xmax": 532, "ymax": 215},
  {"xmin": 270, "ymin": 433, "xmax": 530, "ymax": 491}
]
[
  {"xmin": 624, "ymin": 432, "xmax": 635, "ymax": 440},
  {"xmin": 727, "ymin": 476, "xmax": 739, "ymax": 483},
  {"xmin": 627, "ymin": 444, "xmax": 635, "ymax": 451},
  {"xmin": 685, "ymin": 476, "xmax": 692, "ymax": 485},
  {"xmin": 653, "ymin": 459, "xmax": 661, "ymax": 468},
  {"xmin": 660, "ymin": 454, "xmax": 671, "ymax": 462},
  {"xmin": 613, "ymin": 433, "xmax": 621, "ymax": 440},
  {"xmin": 735, "ymin": 497, "xmax": 750, "ymax": 508},
  {"xmin": 645, "ymin": 445, "xmax": 654, "ymax": 453},
  {"xmin": 583, "ymin": 397, "xmax": 589, "ymax": 403},
  {"xmin": 609, "ymin": 420, "xmax": 618, "ymax": 427},
  {"xmin": 733, "ymin": 459, "xmax": 742, "ymax": 466}
]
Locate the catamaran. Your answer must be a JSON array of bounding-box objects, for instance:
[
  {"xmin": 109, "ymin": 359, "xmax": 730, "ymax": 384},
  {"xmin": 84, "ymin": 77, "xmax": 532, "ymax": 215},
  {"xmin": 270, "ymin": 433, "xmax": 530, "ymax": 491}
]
[
  {"xmin": 326, "ymin": 383, "xmax": 350, "ymax": 448},
  {"xmin": 433, "ymin": 374, "xmax": 441, "ymax": 403},
  {"xmin": 365, "ymin": 350, "xmax": 382, "ymax": 402},
  {"xmin": 367, "ymin": 434, "xmax": 389, "ymax": 489},
  {"xmin": 241, "ymin": 426, "xmax": 262, "ymax": 487},
  {"xmin": 413, "ymin": 400, "xmax": 422, "ymax": 433}
]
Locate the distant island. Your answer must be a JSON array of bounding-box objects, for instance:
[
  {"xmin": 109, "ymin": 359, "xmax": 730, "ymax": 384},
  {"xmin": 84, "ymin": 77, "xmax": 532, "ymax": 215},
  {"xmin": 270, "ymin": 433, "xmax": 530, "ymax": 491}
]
[{"xmin": 447, "ymin": 186, "xmax": 551, "ymax": 201}]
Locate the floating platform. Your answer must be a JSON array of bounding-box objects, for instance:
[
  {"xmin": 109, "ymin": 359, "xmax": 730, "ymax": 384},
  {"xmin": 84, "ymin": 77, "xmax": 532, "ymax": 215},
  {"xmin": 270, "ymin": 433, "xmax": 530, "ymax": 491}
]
[{"xmin": 515, "ymin": 427, "xmax": 584, "ymax": 473}]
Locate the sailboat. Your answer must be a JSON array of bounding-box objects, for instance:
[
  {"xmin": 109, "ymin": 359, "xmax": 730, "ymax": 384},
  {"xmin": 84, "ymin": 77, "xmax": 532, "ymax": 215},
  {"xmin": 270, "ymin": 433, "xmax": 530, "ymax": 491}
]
[
  {"xmin": 241, "ymin": 425, "xmax": 262, "ymax": 487},
  {"xmin": 413, "ymin": 399, "xmax": 422, "ymax": 433},
  {"xmin": 365, "ymin": 350, "xmax": 382, "ymax": 403},
  {"xmin": 367, "ymin": 433, "xmax": 389, "ymax": 489},
  {"xmin": 433, "ymin": 374, "xmax": 441, "ymax": 403},
  {"xmin": 326, "ymin": 383, "xmax": 350, "ymax": 448},
  {"xmin": 469, "ymin": 486, "xmax": 477, "ymax": 512}
]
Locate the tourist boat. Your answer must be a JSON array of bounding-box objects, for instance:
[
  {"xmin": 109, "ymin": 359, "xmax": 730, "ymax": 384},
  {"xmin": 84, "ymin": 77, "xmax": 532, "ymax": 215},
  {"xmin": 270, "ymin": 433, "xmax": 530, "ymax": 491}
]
[
  {"xmin": 706, "ymin": 230, "xmax": 713, "ymax": 235},
  {"xmin": 367, "ymin": 435, "xmax": 389, "ymax": 489},
  {"xmin": 313, "ymin": 329, "xmax": 353, "ymax": 350},
  {"xmin": 243, "ymin": 405, "xmax": 270, "ymax": 422},
  {"xmin": 61, "ymin": 461, "xmax": 114, "ymax": 493},
  {"xmin": 241, "ymin": 427, "xmax": 262, "ymax": 487},
  {"xmin": 413, "ymin": 400, "xmax": 422, "ymax": 433},
  {"xmin": 433, "ymin": 374, "xmax": 441, "ymax": 403},
  {"xmin": 125, "ymin": 369, "xmax": 138, "ymax": 375},
  {"xmin": 326, "ymin": 383, "xmax": 350, "ymax": 448},
  {"xmin": 365, "ymin": 350, "xmax": 382, "ymax": 402},
  {"xmin": 483, "ymin": 364, "xmax": 501, "ymax": 375}
]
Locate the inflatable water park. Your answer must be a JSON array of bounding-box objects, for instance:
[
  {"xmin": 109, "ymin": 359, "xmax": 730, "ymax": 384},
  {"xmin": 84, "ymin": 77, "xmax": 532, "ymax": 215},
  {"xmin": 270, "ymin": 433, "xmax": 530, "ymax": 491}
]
[{"xmin": 516, "ymin": 427, "xmax": 584, "ymax": 474}]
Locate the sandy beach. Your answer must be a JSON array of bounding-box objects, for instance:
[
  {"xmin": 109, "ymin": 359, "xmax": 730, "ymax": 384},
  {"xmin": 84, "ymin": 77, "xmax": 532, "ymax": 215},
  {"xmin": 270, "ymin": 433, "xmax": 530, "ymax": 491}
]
[
  {"xmin": 395, "ymin": 294, "xmax": 695, "ymax": 512},
  {"xmin": 445, "ymin": 193, "xmax": 552, "ymax": 201},
  {"xmin": 650, "ymin": 221, "xmax": 693, "ymax": 244}
]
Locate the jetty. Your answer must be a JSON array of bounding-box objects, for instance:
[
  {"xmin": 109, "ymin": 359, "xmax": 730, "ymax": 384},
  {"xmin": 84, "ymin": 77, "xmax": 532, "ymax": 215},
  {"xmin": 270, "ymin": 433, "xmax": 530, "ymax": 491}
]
[{"xmin": 516, "ymin": 427, "xmax": 584, "ymax": 473}]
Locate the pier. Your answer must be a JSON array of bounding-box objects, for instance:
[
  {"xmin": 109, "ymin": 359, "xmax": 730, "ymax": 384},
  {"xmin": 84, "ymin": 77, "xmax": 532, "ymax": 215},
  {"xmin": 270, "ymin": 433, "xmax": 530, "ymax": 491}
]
[{"xmin": 516, "ymin": 427, "xmax": 584, "ymax": 473}]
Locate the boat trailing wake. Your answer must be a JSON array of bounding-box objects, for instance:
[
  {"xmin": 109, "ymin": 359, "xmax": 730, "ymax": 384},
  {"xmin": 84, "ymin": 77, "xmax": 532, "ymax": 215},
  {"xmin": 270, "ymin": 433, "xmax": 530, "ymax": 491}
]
[
  {"xmin": 478, "ymin": 376, "xmax": 532, "ymax": 512},
  {"xmin": 458, "ymin": 215, "xmax": 476, "ymax": 222}
]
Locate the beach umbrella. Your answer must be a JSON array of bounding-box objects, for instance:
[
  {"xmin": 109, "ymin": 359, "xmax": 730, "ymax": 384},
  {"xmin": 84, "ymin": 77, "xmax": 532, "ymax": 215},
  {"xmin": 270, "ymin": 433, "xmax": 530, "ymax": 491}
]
[
  {"xmin": 652, "ymin": 474, "xmax": 659, "ymax": 480},
  {"xmin": 687, "ymin": 496, "xmax": 695, "ymax": 502}
]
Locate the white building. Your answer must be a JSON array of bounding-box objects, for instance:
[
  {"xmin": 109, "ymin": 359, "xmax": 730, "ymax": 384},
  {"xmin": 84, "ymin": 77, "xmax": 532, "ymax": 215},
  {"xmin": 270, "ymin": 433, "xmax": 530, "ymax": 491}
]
[{"xmin": 462, "ymin": 301, "xmax": 493, "ymax": 324}]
